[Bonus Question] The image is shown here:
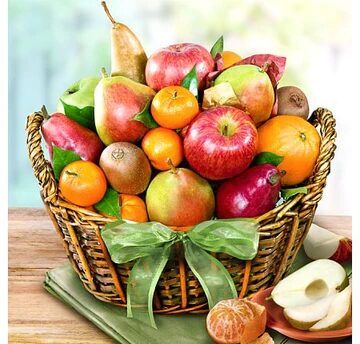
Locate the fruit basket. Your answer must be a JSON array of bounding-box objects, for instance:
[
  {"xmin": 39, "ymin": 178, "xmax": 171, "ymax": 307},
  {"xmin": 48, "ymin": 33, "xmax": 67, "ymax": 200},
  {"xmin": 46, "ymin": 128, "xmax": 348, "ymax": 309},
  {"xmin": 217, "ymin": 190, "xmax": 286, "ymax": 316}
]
[{"xmin": 26, "ymin": 106, "xmax": 336, "ymax": 314}]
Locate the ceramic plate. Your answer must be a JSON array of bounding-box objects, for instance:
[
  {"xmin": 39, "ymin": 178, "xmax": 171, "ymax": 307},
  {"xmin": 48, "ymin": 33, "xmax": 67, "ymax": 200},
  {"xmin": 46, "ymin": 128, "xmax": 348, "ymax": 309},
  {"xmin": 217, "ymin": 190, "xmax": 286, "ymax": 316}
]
[{"xmin": 252, "ymin": 287, "xmax": 352, "ymax": 343}]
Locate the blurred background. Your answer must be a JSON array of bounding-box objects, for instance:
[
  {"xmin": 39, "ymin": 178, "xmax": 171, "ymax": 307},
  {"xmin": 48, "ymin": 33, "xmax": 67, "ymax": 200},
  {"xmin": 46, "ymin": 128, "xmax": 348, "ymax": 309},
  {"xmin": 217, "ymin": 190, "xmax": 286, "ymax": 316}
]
[{"xmin": 8, "ymin": 0, "xmax": 352, "ymax": 215}]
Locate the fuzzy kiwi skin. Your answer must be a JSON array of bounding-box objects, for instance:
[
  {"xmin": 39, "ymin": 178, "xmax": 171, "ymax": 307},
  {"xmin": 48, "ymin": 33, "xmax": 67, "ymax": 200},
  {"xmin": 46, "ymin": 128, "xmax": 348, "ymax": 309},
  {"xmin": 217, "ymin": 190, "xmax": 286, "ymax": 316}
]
[
  {"xmin": 99, "ymin": 142, "xmax": 151, "ymax": 195},
  {"xmin": 277, "ymin": 86, "xmax": 310, "ymax": 120}
]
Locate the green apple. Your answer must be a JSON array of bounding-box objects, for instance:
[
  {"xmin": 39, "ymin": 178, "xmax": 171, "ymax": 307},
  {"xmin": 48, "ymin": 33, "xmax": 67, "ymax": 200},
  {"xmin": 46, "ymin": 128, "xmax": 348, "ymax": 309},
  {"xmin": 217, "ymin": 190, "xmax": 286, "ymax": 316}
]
[
  {"xmin": 310, "ymin": 285, "xmax": 352, "ymax": 331},
  {"xmin": 57, "ymin": 76, "xmax": 100, "ymax": 130},
  {"xmin": 271, "ymin": 259, "xmax": 348, "ymax": 309},
  {"xmin": 214, "ymin": 65, "xmax": 274, "ymax": 125}
]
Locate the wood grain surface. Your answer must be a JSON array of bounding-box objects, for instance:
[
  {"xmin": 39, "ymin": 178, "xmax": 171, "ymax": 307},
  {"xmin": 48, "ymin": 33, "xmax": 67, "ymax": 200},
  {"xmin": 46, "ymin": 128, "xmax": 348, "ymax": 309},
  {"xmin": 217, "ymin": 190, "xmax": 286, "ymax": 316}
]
[{"xmin": 8, "ymin": 208, "xmax": 352, "ymax": 344}]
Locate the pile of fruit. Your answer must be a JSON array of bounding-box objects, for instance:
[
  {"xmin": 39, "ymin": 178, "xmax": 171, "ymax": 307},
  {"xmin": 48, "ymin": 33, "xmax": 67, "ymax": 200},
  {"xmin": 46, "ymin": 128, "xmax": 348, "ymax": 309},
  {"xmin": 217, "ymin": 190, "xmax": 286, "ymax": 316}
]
[{"xmin": 41, "ymin": 2, "xmax": 321, "ymax": 226}]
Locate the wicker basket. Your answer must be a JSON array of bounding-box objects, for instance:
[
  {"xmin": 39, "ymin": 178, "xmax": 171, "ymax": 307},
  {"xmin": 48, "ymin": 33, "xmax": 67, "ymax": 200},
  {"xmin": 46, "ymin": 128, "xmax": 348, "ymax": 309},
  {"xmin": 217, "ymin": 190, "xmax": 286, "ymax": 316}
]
[{"xmin": 26, "ymin": 107, "xmax": 336, "ymax": 314}]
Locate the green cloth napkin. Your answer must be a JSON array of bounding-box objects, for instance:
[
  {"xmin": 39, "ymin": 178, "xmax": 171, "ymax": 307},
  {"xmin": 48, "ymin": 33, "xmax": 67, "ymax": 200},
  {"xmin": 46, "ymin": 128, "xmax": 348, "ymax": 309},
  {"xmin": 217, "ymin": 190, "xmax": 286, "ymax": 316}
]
[{"xmin": 44, "ymin": 248, "xmax": 352, "ymax": 344}]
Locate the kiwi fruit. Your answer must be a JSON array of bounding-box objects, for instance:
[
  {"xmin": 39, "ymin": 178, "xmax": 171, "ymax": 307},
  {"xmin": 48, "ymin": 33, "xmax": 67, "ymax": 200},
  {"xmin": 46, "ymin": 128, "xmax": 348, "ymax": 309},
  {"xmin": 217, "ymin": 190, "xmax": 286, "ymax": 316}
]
[
  {"xmin": 277, "ymin": 86, "xmax": 309, "ymax": 120},
  {"xmin": 99, "ymin": 142, "xmax": 151, "ymax": 195}
]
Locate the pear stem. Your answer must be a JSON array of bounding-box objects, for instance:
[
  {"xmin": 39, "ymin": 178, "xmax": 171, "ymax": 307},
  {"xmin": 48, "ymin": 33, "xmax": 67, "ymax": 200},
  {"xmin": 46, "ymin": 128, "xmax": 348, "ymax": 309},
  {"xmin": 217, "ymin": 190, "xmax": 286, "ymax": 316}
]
[
  {"xmin": 260, "ymin": 61, "xmax": 271, "ymax": 73},
  {"xmin": 167, "ymin": 158, "xmax": 177, "ymax": 173},
  {"xmin": 41, "ymin": 105, "xmax": 50, "ymax": 119},
  {"xmin": 101, "ymin": 67, "xmax": 109, "ymax": 78},
  {"xmin": 101, "ymin": 1, "xmax": 117, "ymax": 25},
  {"xmin": 269, "ymin": 172, "xmax": 281, "ymax": 185}
]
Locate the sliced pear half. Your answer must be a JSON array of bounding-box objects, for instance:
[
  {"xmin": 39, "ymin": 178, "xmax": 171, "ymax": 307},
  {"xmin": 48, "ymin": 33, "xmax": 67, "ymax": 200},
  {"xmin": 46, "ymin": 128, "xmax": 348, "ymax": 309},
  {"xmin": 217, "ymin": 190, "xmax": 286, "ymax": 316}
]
[
  {"xmin": 309, "ymin": 285, "xmax": 352, "ymax": 331},
  {"xmin": 271, "ymin": 259, "xmax": 348, "ymax": 308},
  {"xmin": 283, "ymin": 292, "xmax": 337, "ymax": 330}
]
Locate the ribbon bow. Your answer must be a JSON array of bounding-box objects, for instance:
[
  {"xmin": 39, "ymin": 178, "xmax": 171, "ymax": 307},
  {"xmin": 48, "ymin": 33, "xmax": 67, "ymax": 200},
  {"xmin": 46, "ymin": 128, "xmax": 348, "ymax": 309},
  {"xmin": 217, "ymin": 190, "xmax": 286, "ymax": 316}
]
[{"xmin": 101, "ymin": 218, "xmax": 259, "ymax": 328}]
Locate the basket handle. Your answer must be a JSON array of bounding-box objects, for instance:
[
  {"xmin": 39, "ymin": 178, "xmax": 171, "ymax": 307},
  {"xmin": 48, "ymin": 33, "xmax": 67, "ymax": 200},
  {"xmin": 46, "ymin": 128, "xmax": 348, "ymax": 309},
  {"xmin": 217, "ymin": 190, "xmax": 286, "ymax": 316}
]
[
  {"xmin": 26, "ymin": 108, "xmax": 58, "ymax": 204},
  {"xmin": 308, "ymin": 107, "xmax": 337, "ymax": 186}
]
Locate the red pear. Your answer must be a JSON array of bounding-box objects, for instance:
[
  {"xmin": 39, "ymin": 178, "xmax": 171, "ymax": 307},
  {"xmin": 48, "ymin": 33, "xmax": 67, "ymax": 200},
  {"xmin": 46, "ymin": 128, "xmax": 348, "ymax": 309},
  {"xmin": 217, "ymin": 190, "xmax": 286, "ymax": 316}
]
[
  {"xmin": 94, "ymin": 70, "xmax": 156, "ymax": 145},
  {"xmin": 41, "ymin": 110, "xmax": 104, "ymax": 163}
]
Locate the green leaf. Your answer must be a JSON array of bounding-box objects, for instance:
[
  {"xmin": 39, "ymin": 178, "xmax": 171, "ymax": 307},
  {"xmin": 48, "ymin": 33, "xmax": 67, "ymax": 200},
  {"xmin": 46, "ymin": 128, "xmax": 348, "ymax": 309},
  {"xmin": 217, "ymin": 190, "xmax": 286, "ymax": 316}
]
[
  {"xmin": 60, "ymin": 100, "xmax": 96, "ymax": 131},
  {"xmin": 281, "ymin": 186, "xmax": 308, "ymax": 201},
  {"xmin": 210, "ymin": 35, "xmax": 224, "ymax": 59},
  {"xmin": 181, "ymin": 65, "xmax": 198, "ymax": 97},
  {"xmin": 132, "ymin": 100, "xmax": 159, "ymax": 129},
  {"xmin": 52, "ymin": 146, "xmax": 81, "ymax": 180},
  {"xmin": 95, "ymin": 187, "xmax": 121, "ymax": 219},
  {"xmin": 253, "ymin": 152, "xmax": 284, "ymax": 166}
]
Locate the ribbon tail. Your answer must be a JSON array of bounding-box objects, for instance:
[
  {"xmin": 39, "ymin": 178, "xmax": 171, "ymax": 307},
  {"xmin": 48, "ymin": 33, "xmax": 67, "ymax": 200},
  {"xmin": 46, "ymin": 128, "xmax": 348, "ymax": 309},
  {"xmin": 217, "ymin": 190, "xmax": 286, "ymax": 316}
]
[
  {"xmin": 126, "ymin": 244, "xmax": 172, "ymax": 329},
  {"xmin": 183, "ymin": 239, "xmax": 238, "ymax": 309}
]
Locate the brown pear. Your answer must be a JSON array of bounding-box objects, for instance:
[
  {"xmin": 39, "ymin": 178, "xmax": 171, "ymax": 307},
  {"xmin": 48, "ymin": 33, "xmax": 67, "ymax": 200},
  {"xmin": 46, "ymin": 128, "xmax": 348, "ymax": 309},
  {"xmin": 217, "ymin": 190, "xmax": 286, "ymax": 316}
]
[{"xmin": 101, "ymin": 1, "xmax": 147, "ymax": 84}]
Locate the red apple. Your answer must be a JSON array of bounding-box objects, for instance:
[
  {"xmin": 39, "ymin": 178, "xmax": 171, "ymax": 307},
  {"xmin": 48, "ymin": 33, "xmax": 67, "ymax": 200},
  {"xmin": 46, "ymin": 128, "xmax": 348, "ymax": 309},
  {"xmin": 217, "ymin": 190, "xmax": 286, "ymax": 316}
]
[
  {"xmin": 145, "ymin": 43, "xmax": 215, "ymax": 91},
  {"xmin": 183, "ymin": 106, "xmax": 258, "ymax": 180}
]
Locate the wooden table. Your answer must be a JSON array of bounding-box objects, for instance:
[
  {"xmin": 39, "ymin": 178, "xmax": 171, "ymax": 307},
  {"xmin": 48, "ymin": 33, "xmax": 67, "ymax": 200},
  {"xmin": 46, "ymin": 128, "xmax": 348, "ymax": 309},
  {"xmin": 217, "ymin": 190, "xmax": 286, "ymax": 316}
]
[{"xmin": 8, "ymin": 208, "xmax": 352, "ymax": 344}]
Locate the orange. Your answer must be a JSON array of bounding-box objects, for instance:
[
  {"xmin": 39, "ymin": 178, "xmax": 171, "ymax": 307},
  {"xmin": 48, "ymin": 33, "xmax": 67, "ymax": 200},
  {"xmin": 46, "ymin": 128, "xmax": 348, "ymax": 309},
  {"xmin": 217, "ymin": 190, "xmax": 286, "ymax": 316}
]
[
  {"xmin": 222, "ymin": 50, "xmax": 242, "ymax": 69},
  {"xmin": 120, "ymin": 194, "xmax": 148, "ymax": 223},
  {"xmin": 206, "ymin": 298, "xmax": 266, "ymax": 344},
  {"xmin": 151, "ymin": 86, "xmax": 199, "ymax": 129},
  {"xmin": 257, "ymin": 115, "xmax": 321, "ymax": 186},
  {"xmin": 59, "ymin": 160, "xmax": 107, "ymax": 207},
  {"xmin": 141, "ymin": 127, "xmax": 184, "ymax": 170}
]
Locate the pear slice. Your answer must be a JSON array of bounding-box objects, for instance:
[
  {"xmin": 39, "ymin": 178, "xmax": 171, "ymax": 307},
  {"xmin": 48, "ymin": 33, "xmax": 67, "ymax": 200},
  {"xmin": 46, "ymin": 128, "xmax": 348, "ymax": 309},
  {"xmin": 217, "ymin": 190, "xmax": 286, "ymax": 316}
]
[
  {"xmin": 303, "ymin": 224, "xmax": 352, "ymax": 263},
  {"xmin": 283, "ymin": 292, "xmax": 337, "ymax": 330},
  {"xmin": 309, "ymin": 285, "xmax": 352, "ymax": 331},
  {"xmin": 271, "ymin": 259, "xmax": 348, "ymax": 308}
]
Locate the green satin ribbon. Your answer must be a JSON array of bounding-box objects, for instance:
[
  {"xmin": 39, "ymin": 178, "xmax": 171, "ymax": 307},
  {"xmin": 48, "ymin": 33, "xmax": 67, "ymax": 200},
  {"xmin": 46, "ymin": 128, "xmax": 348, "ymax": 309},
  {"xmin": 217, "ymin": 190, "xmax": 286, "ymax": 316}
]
[{"xmin": 101, "ymin": 219, "xmax": 259, "ymax": 328}]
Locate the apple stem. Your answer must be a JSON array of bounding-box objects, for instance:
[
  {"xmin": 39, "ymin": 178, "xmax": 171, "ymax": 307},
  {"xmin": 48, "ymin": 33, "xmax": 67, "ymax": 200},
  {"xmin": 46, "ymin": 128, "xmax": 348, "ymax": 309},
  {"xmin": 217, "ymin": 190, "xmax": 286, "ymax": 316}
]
[
  {"xmin": 101, "ymin": 1, "xmax": 117, "ymax": 25},
  {"xmin": 41, "ymin": 105, "xmax": 50, "ymax": 119},
  {"xmin": 167, "ymin": 158, "xmax": 177, "ymax": 174},
  {"xmin": 222, "ymin": 124, "xmax": 228, "ymax": 137},
  {"xmin": 101, "ymin": 67, "xmax": 109, "ymax": 78}
]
